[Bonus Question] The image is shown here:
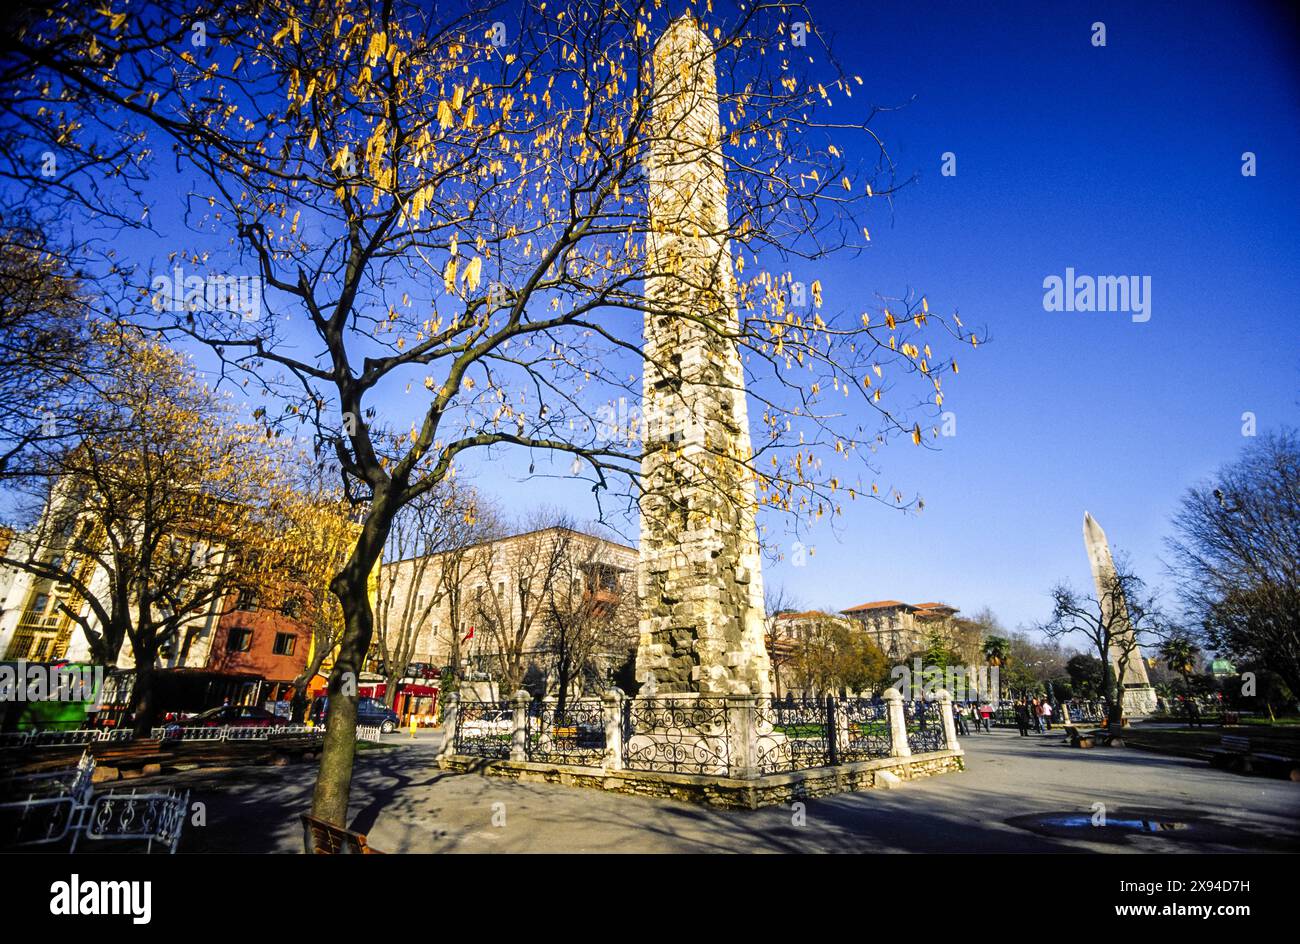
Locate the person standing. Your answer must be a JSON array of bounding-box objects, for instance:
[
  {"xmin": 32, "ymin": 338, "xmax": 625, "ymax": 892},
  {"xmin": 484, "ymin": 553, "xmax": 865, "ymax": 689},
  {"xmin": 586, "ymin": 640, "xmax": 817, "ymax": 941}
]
[
  {"xmin": 953, "ymin": 701, "xmax": 969, "ymax": 736},
  {"xmin": 1014, "ymin": 699, "xmax": 1030, "ymax": 737},
  {"xmin": 1041, "ymin": 699, "xmax": 1054, "ymax": 731}
]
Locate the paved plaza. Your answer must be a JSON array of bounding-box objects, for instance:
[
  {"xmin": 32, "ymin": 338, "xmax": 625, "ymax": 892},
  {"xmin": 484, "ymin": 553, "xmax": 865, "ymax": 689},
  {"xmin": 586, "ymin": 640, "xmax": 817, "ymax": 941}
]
[{"xmin": 172, "ymin": 729, "xmax": 1300, "ymax": 854}]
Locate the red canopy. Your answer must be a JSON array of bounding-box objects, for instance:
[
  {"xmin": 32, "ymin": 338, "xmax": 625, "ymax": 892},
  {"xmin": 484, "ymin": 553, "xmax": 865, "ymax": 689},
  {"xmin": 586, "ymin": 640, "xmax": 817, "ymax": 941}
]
[{"xmin": 357, "ymin": 683, "xmax": 439, "ymax": 698}]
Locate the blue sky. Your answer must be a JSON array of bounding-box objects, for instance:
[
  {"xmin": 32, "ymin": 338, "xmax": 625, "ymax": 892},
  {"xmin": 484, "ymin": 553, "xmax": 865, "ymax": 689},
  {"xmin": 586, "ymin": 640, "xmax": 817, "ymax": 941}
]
[
  {"xmin": 480, "ymin": 0, "xmax": 1300, "ymax": 630},
  {"xmin": 740, "ymin": 0, "xmax": 1300, "ymax": 629}
]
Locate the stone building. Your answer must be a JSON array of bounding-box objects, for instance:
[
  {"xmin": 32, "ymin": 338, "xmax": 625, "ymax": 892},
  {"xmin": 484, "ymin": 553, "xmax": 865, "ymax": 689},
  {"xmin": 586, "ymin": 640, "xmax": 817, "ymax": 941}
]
[
  {"xmin": 377, "ymin": 526, "xmax": 637, "ymax": 701},
  {"xmin": 839, "ymin": 600, "xmax": 962, "ymax": 661},
  {"xmin": 0, "ymin": 481, "xmax": 315, "ymax": 716}
]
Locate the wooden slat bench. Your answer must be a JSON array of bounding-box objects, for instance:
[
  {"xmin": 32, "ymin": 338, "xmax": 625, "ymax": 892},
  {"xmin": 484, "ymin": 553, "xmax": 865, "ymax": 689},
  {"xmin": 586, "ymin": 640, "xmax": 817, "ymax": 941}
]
[
  {"xmin": 301, "ymin": 814, "xmax": 386, "ymax": 854},
  {"xmin": 1208, "ymin": 735, "xmax": 1300, "ymax": 779},
  {"xmin": 87, "ymin": 739, "xmax": 169, "ymax": 775}
]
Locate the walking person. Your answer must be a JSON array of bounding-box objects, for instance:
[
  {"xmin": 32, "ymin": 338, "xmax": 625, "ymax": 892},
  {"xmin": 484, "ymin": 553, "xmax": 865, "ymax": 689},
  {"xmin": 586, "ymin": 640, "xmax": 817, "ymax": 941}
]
[
  {"xmin": 979, "ymin": 702, "xmax": 994, "ymax": 732},
  {"xmin": 1030, "ymin": 697, "xmax": 1044, "ymax": 733},
  {"xmin": 1041, "ymin": 699, "xmax": 1054, "ymax": 731},
  {"xmin": 1014, "ymin": 699, "xmax": 1031, "ymax": 737}
]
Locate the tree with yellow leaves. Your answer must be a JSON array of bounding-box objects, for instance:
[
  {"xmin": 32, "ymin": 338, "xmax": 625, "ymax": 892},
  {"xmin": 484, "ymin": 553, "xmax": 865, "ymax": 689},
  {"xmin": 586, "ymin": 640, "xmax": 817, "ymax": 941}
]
[
  {"xmin": 4, "ymin": 0, "xmax": 982, "ymax": 822},
  {"xmin": 0, "ymin": 326, "xmax": 304, "ymax": 734}
]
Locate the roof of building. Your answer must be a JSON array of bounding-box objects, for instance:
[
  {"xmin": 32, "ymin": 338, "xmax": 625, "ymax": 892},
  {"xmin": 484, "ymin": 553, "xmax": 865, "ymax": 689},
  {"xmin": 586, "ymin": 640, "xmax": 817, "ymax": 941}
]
[
  {"xmin": 914, "ymin": 602, "xmax": 956, "ymax": 611},
  {"xmin": 840, "ymin": 600, "xmax": 912, "ymax": 613},
  {"xmin": 775, "ymin": 610, "xmax": 838, "ymax": 621}
]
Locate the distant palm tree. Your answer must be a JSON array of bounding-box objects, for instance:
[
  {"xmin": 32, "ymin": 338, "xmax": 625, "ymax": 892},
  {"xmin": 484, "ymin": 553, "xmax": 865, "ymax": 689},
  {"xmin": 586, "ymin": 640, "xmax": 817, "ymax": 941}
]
[
  {"xmin": 982, "ymin": 636, "xmax": 1011, "ymax": 701},
  {"xmin": 1159, "ymin": 635, "xmax": 1201, "ymax": 701}
]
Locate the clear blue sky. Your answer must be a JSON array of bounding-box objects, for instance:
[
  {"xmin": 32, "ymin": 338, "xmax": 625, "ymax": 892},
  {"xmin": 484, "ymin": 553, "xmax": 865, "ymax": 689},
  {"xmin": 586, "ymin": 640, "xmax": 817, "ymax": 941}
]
[
  {"xmin": 745, "ymin": 0, "xmax": 1300, "ymax": 629},
  {"xmin": 460, "ymin": 0, "xmax": 1300, "ymax": 630}
]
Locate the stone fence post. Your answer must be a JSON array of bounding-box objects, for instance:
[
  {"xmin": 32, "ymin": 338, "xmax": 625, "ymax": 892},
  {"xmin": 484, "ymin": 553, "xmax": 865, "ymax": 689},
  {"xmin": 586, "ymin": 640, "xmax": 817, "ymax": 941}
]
[
  {"xmin": 602, "ymin": 687, "xmax": 626, "ymax": 771},
  {"xmin": 883, "ymin": 688, "xmax": 911, "ymax": 758},
  {"xmin": 938, "ymin": 689, "xmax": 961, "ymax": 753},
  {"xmin": 727, "ymin": 694, "xmax": 758, "ymax": 780},
  {"xmin": 437, "ymin": 692, "xmax": 460, "ymax": 760},
  {"xmin": 510, "ymin": 689, "xmax": 530, "ymax": 762}
]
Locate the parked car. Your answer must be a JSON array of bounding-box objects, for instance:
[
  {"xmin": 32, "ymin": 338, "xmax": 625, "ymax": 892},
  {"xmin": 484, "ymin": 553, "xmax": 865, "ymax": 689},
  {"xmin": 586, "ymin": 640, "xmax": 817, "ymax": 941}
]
[
  {"xmin": 182, "ymin": 705, "xmax": 289, "ymax": 728},
  {"xmin": 309, "ymin": 697, "xmax": 400, "ymax": 734}
]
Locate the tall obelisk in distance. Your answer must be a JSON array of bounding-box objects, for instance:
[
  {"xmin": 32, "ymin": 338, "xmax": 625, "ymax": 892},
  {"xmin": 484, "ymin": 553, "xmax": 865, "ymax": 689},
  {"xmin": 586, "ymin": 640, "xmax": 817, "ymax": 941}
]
[
  {"xmin": 635, "ymin": 16, "xmax": 772, "ymax": 696},
  {"xmin": 1082, "ymin": 512, "xmax": 1158, "ymax": 715}
]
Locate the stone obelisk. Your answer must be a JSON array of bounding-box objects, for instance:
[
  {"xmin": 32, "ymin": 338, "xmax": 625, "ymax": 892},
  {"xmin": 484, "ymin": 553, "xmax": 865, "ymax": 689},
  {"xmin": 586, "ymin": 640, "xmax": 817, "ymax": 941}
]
[
  {"xmin": 635, "ymin": 16, "xmax": 772, "ymax": 697},
  {"xmin": 1082, "ymin": 512, "xmax": 1157, "ymax": 716}
]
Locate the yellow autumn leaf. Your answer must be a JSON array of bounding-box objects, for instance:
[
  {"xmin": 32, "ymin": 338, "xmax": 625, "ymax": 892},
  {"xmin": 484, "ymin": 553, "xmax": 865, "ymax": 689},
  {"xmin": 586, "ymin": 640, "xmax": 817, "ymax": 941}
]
[{"xmin": 462, "ymin": 256, "xmax": 482, "ymax": 292}]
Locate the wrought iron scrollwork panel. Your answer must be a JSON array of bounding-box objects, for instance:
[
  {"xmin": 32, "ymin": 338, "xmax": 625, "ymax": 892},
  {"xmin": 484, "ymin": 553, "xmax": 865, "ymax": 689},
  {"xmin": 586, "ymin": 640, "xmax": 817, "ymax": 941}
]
[
  {"xmin": 622, "ymin": 697, "xmax": 732, "ymax": 775},
  {"xmin": 526, "ymin": 699, "xmax": 606, "ymax": 766},
  {"xmin": 754, "ymin": 697, "xmax": 832, "ymax": 774},
  {"xmin": 905, "ymin": 700, "xmax": 945, "ymax": 753},
  {"xmin": 454, "ymin": 700, "xmax": 513, "ymax": 758},
  {"xmin": 839, "ymin": 699, "xmax": 892, "ymax": 761}
]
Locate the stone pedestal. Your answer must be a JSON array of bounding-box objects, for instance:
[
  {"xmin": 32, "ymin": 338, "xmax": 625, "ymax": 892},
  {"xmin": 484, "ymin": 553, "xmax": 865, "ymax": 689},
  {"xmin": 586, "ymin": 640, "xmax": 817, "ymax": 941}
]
[{"xmin": 1121, "ymin": 684, "xmax": 1159, "ymax": 717}]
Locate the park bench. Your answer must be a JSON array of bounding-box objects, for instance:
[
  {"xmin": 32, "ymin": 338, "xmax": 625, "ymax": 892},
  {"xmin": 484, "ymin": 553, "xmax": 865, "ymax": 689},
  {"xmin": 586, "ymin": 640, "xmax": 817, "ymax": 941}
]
[
  {"xmin": 1065, "ymin": 725, "xmax": 1094, "ymax": 748},
  {"xmin": 1208, "ymin": 735, "xmax": 1300, "ymax": 780},
  {"xmin": 1065, "ymin": 726, "xmax": 1122, "ymax": 748},
  {"xmin": 300, "ymin": 813, "xmax": 386, "ymax": 854},
  {"xmin": 87, "ymin": 738, "xmax": 169, "ymax": 777}
]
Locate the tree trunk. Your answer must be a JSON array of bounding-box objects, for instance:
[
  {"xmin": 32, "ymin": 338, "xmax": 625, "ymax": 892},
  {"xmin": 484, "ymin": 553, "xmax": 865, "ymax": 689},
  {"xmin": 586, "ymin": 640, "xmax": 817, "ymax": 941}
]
[
  {"xmin": 1102, "ymin": 655, "xmax": 1124, "ymax": 728},
  {"xmin": 310, "ymin": 504, "xmax": 389, "ymax": 827},
  {"xmin": 556, "ymin": 645, "xmax": 571, "ymax": 721},
  {"xmin": 310, "ymin": 575, "xmax": 370, "ymax": 826},
  {"xmin": 129, "ymin": 657, "xmax": 157, "ymax": 737}
]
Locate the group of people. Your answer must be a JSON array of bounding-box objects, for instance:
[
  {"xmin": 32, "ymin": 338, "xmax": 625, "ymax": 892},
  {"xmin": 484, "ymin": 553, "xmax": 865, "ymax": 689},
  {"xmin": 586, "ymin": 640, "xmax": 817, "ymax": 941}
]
[
  {"xmin": 951, "ymin": 701, "xmax": 995, "ymax": 735},
  {"xmin": 949, "ymin": 697, "xmax": 1060, "ymax": 736},
  {"xmin": 1010, "ymin": 696, "xmax": 1055, "ymax": 736}
]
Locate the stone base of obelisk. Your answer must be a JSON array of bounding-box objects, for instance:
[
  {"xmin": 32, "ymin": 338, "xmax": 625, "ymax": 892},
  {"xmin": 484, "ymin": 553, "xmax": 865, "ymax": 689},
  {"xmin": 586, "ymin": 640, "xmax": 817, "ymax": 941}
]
[
  {"xmin": 1121, "ymin": 684, "xmax": 1159, "ymax": 718},
  {"xmin": 438, "ymin": 688, "xmax": 964, "ymax": 808}
]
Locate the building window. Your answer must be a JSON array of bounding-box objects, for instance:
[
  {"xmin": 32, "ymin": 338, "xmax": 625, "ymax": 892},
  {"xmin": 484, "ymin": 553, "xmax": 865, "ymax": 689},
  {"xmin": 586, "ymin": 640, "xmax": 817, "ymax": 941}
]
[
  {"xmin": 236, "ymin": 589, "xmax": 258, "ymax": 611},
  {"xmin": 226, "ymin": 627, "xmax": 253, "ymax": 652},
  {"xmin": 281, "ymin": 597, "xmax": 302, "ymax": 618},
  {"xmin": 272, "ymin": 632, "xmax": 297, "ymax": 656}
]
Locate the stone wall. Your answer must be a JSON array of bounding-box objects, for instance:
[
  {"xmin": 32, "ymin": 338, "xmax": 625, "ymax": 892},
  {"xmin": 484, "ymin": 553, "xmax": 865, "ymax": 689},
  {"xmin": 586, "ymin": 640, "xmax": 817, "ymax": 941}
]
[{"xmin": 439, "ymin": 750, "xmax": 965, "ymax": 810}]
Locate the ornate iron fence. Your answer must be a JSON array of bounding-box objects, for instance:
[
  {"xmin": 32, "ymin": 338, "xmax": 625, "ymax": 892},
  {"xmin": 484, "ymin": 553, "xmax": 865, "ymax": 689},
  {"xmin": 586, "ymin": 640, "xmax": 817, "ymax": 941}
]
[
  {"xmin": 0, "ymin": 725, "xmax": 324, "ymax": 750},
  {"xmin": 1, "ymin": 755, "xmax": 188, "ymax": 853},
  {"xmin": 622, "ymin": 696, "xmax": 731, "ymax": 775},
  {"xmin": 526, "ymin": 699, "xmax": 605, "ymax": 766},
  {"xmin": 839, "ymin": 699, "xmax": 893, "ymax": 761},
  {"xmin": 446, "ymin": 692, "xmax": 952, "ymax": 776},
  {"xmin": 155, "ymin": 724, "xmax": 321, "ymax": 741},
  {"xmin": 1061, "ymin": 701, "xmax": 1106, "ymax": 724},
  {"xmin": 0, "ymin": 728, "xmax": 135, "ymax": 749},
  {"xmin": 904, "ymin": 700, "xmax": 945, "ymax": 753},
  {"xmin": 454, "ymin": 700, "xmax": 513, "ymax": 758},
  {"xmin": 76, "ymin": 788, "xmax": 190, "ymax": 854},
  {"xmin": 754, "ymin": 697, "xmax": 832, "ymax": 774}
]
